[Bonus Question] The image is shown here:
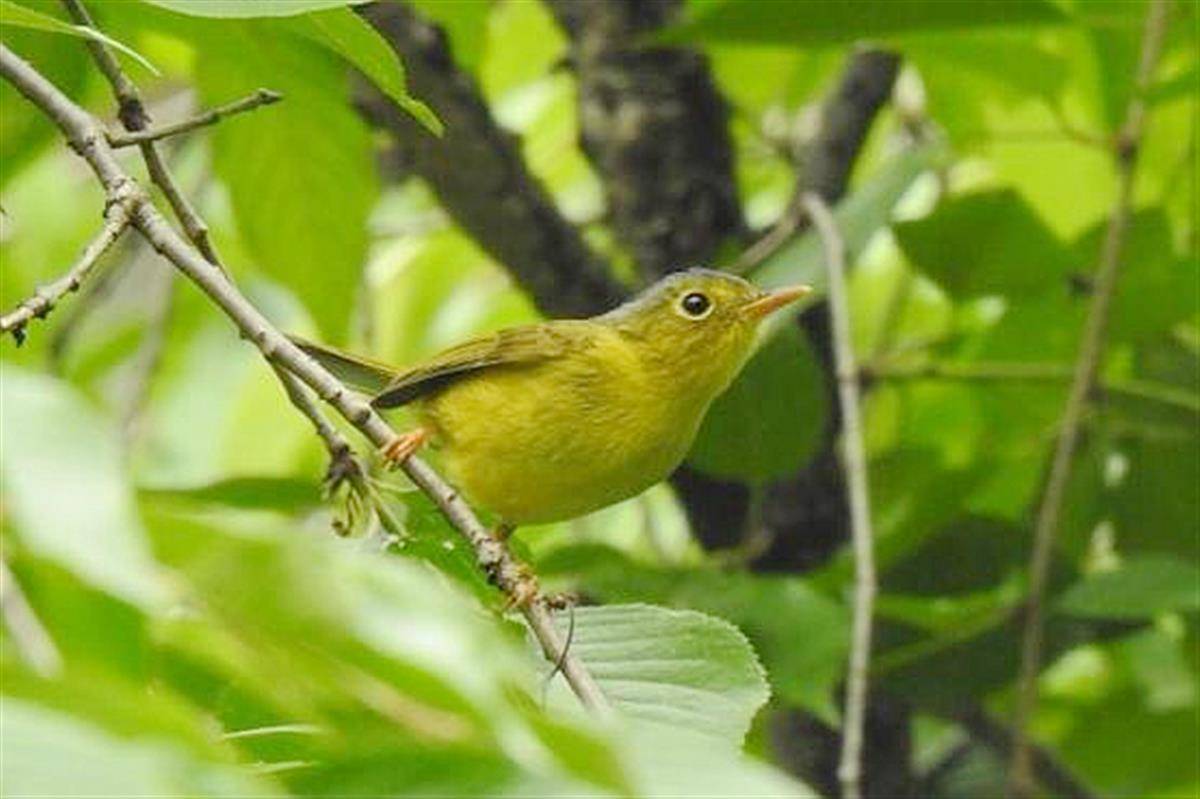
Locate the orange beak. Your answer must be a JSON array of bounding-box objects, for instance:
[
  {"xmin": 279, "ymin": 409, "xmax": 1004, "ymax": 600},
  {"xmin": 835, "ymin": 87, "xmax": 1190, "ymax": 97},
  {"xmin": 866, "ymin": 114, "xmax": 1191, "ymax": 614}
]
[{"xmin": 741, "ymin": 285, "xmax": 811, "ymax": 320}]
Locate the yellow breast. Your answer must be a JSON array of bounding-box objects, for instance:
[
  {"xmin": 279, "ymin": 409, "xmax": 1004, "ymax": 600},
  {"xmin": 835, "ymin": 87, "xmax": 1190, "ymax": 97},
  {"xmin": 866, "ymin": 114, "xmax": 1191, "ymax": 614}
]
[{"xmin": 418, "ymin": 327, "xmax": 713, "ymax": 524}]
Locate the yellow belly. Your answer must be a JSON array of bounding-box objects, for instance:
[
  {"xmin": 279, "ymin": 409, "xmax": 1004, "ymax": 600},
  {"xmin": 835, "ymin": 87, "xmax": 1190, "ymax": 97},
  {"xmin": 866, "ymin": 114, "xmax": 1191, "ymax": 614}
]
[{"xmin": 418, "ymin": 335, "xmax": 710, "ymax": 524}]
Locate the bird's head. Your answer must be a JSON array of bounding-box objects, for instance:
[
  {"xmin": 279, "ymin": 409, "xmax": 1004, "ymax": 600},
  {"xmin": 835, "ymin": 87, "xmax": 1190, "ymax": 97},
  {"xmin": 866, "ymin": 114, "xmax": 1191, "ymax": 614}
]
[{"xmin": 603, "ymin": 268, "xmax": 810, "ymax": 395}]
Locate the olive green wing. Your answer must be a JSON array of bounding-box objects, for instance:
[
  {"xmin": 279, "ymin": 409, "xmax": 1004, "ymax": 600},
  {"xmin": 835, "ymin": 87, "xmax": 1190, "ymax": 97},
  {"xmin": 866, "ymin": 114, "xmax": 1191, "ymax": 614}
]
[
  {"xmin": 289, "ymin": 335, "xmax": 400, "ymax": 395},
  {"xmin": 373, "ymin": 323, "xmax": 586, "ymax": 409}
]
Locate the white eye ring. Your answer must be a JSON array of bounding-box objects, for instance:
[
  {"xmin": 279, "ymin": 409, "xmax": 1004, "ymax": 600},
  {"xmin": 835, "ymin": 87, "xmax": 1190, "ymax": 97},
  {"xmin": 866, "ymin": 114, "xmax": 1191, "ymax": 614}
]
[{"xmin": 676, "ymin": 291, "xmax": 713, "ymax": 320}]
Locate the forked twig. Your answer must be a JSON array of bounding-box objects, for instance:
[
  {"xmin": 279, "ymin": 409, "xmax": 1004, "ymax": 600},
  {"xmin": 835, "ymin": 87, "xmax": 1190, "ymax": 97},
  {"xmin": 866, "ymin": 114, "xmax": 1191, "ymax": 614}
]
[{"xmin": 0, "ymin": 39, "xmax": 608, "ymax": 715}]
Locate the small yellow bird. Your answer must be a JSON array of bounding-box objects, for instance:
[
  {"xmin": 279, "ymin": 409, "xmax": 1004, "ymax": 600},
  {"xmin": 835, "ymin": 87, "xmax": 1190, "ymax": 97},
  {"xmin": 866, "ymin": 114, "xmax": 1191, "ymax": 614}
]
[{"xmin": 295, "ymin": 269, "xmax": 807, "ymax": 531}]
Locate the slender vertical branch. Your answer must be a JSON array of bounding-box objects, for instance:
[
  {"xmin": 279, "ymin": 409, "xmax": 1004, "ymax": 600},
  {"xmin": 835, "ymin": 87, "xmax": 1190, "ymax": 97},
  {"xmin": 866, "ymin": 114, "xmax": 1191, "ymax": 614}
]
[
  {"xmin": 802, "ymin": 193, "xmax": 876, "ymax": 799},
  {"xmin": 1008, "ymin": 1, "xmax": 1172, "ymax": 795},
  {"xmin": 0, "ymin": 41, "xmax": 608, "ymax": 715}
]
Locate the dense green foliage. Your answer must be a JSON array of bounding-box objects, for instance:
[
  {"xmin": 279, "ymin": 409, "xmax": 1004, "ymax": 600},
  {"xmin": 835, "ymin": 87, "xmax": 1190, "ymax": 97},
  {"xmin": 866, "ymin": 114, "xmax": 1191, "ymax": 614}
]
[{"xmin": 1, "ymin": 0, "xmax": 1196, "ymax": 796}]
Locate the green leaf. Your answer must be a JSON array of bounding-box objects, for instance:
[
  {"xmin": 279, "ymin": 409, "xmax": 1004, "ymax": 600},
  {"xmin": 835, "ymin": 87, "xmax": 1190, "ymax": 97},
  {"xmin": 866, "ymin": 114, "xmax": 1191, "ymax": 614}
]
[
  {"xmin": 0, "ymin": 0, "xmax": 158, "ymax": 74},
  {"xmin": 139, "ymin": 477, "xmax": 322, "ymax": 512},
  {"xmin": 142, "ymin": 509, "xmax": 635, "ymax": 796},
  {"xmin": 0, "ymin": 369, "xmax": 168, "ymax": 608},
  {"xmin": 663, "ymin": 0, "xmax": 1066, "ymax": 46},
  {"xmin": 0, "ymin": 700, "xmax": 279, "ymax": 797},
  {"xmin": 688, "ymin": 326, "xmax": 828, "ymax": 481},
  {"xmin": 1072, "ymin": 209, "xmax": 1195, "ymax": 344},
  {"xmin": 538, "ymin": 543, "xmax": 848, "ymax": 718},
  {"xmin": 141, "ymin": 0, "xmax": 368, "ymax": 17},
  {"xmin": 549, "ymin": 604, "xmax": 770, "ymax": 749},
  {"xmin": 1058, "ymin": 556, "xmax": 1200, "ymax": 619},
  {"xmin": 0, "ymin": 3, "xmax": 89, "ymax": 186},
  {"xmin": 752, "ymin": 143, "xmax": 943, "ymax": 339},
  {"xmin": 410, "ymin": 0, "xmax": 491, "ymax": 75},
  {"xmin": 284, "ymin": 8, "xmax": 442, "ymax": 135},
  {"xmin": 894, "ymin": 188, "xmax": 1073, "ymax": 298},
  {"xmin": 136, "ymin": 2, "xmax": 438, "ymax": 134},
  {"xmin": 194, "ymin": 22, "xmax": 377, "ymax": 340}
]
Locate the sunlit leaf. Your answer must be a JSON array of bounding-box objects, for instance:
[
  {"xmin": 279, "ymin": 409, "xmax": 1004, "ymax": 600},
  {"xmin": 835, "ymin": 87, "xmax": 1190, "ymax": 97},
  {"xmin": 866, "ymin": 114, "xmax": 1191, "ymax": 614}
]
[
  {"xmin": 0, "ymin": 0, "xmax": 158, "ymax": 74},
  {"xmin": 141, "ymin": 0, "xmax": 368, "ymax": 18},
  {"xmin": 547, "ymin": 604, "xmax": 769, "ymax": 749},
  {"xmin": 1058, "ymin": 556, "xmax": 1200, "ymax": 619},
  {"xmin": 0, "ymin": 369, "xmax": 168, "ymax": 608},
  {"xmin": 894, "ymin": 188, "xmax": 1073, "ymax": 298}
]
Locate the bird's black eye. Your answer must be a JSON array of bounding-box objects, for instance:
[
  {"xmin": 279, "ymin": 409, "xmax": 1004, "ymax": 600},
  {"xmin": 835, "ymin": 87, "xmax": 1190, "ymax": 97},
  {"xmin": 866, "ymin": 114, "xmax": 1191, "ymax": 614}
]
[{"xmin": 680, "ymin": 291, "xmax": 711, "ymax": 318}]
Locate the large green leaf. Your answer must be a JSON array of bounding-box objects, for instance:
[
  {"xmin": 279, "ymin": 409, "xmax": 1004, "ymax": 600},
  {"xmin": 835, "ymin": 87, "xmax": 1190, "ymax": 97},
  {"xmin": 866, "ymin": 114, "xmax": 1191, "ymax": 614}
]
[
  {"xmin": 1057, "ymin": 556, "xmax": 1200, "ymax": 619},
  {"xmin": 547, "ymin": 604, "xmax": 769, "ymax": 749},
  {"xmin": 283, "ymin": 8, "xmax": 441, "ymax": 135},
  {"xmin": 0, "ymin": 369, "xmax": 167, "ymax": 608},
  {"xmin": 663, "ymin": 0, "xmax": 1066, "ymax": 46},
  {"xmin": 195, "ymin": 23, "xmax": 377, "ymax": 340},
  {"xmin": 0, "ymin": 0, "xmax": 157, "ymax": 73},
  {"xmin": 143, "ymin": 508, "xmax": 634, "ymax": 796},
  {"xmin": 137, "ymin": 1, "xmax": 438, "ymax": 134},
  {"xmin": 687, "ymin": 326, "xmax": 828, "ymax": 481},
  {"xmin": 894, "ymin": 188, "xmax": 1074, "ymax": 298},
  {"xmin": 538, "ymin": 546, "xmax": 848, "ymax": 719}
]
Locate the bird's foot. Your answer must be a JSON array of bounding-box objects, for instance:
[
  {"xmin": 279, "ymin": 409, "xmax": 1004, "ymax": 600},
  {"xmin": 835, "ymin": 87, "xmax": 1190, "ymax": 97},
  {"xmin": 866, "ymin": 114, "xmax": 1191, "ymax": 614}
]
[
  {"xmin": 491, "ymin": 521, "xmax": 515, "ymax": 542},
  {"xmin": 379, "ymin": 428, "xmax": 428, "ymax": 469}
]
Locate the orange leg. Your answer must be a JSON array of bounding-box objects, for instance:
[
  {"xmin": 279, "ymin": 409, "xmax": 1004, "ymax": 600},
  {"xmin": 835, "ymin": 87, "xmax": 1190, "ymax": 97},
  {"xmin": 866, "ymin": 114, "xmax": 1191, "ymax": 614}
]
[{"xmin": 380, "ymin": 427, "xmax": 429, "ymax": 468}]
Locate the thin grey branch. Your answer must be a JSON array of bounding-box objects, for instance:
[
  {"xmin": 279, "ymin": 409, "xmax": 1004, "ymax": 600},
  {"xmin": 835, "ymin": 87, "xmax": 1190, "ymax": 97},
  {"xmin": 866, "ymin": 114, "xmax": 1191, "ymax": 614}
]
[
  {"xmin": 1008, "ymin": 1, "xmax": 1172, "ymax": 795},
  {"xmin": 0, "ymin": 41, "xmax": 609, "ymax": 715},
  {"xmin": 0, "ymin": 554, "xmax": 63, "ymax": 678},
  {"xmin": 108, "ymin": 89, "xmax": 282, "ymax": 148},
  {"xmin": 865, "ymin": 360, "xmax": 1200, "ymax": 415},
  {"xmin": 802, "ymin": 193, "xmax": 875, "ymax": 799},
  {"xmin": 66, "ymin": 0, "xmax": 362, "ymax": 489},
  {"xmin": 1, "ymin": 198, "xmax": 132, "ymax": 343}
]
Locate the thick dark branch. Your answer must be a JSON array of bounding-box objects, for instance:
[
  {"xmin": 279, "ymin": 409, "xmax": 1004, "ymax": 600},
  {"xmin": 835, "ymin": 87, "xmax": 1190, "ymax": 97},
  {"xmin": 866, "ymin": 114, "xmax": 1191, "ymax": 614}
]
[
  {"xmin": 358, "ymin": 2, "xmax": 625, "ymax": 318},
  {"xmin": 800, "ymin": 50, "xmax": 902, "ymax": 201},
  {"xmin": 547, "ymin": 0, "xmax": 743, "ymax": 279},
  {"xmin": 108, "ymin": 89, "xmax": 282, "ymax": 148}
]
